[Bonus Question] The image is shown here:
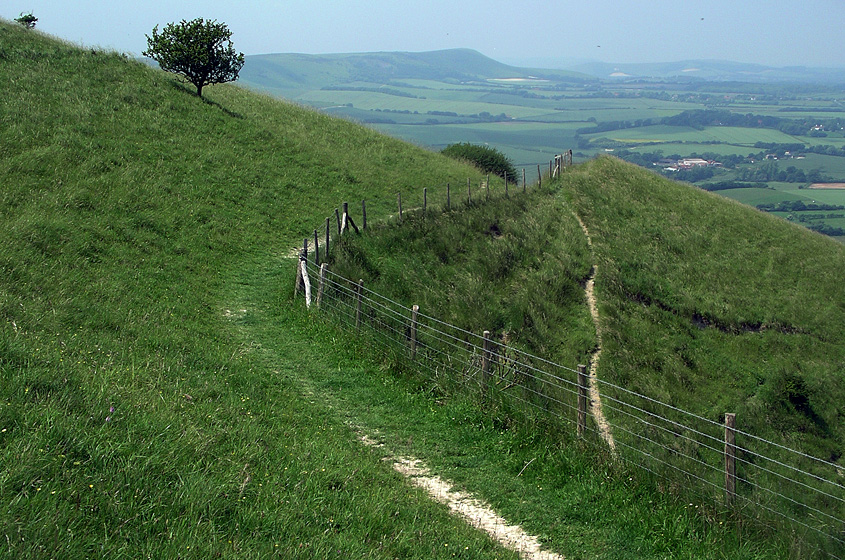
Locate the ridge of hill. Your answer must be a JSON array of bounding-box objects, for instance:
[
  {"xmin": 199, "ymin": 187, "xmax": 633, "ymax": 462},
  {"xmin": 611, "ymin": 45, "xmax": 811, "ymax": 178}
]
[{"xmin": 239, "ymin": 48, "xmax": 592, "ymax": 92}]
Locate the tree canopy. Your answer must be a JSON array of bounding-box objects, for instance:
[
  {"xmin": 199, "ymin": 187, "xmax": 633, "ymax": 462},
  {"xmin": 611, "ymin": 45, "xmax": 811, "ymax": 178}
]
[{"xmin": 143, "ymin": 18, "xmax": 245, "ymax": 98}]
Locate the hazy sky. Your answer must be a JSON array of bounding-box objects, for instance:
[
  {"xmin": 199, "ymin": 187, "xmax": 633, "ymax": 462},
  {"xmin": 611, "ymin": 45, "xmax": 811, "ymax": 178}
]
[{"xmin": 5, "ymin": 0, "xmax": 845, "ymax": 68}]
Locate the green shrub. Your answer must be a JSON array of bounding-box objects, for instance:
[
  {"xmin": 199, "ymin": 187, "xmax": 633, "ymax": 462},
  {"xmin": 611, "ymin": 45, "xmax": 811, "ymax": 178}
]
[{"xmin": 441, "ymin": 143, "xmax": 517, "ymax": 182}]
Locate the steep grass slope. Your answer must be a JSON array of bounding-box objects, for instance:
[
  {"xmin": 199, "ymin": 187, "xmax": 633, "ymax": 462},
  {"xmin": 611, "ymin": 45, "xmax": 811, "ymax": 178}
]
[
  {"xmin": 0, "ymin": 22, "xmax": 519, "ymax": 559},
  {"xmin": 567, "ymin": 156, "xmax": 845, "ymax": 460},
  {"xmin": 323, "ymin": 156, "xmax": 845, "ymax": 557}
]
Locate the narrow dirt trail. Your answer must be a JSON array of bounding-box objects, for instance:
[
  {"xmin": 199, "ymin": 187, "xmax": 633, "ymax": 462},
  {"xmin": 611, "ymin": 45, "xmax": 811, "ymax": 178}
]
[
  {"xmin": 575, "ymin": 216, "xmax": 617, "ymax": 454},
  {"xmin": 359, "ymin": 433, "xmax": 565, "ymax": 560},
  {"xmin": 228, "ymin": 256, "xmax": 567, "ymax": 560}
]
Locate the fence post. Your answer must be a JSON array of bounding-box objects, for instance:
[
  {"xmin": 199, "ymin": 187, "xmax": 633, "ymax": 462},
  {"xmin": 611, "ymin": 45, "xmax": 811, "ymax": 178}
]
[
  {"xmin": 481, "ymin": 330, "xmax": 492, "ymax": 400},
  {"xmin": 362, "ymin": 199, "xmax": 367, "ymax": 230},
  {"xmin": 355, "ymin": 279, "xmax": 364, "ymax": 329},
  {"xmin": 314, "ymin": 229, "xmax": 320, "ymax": 266},
  {"xmin": 335, "ymin": 208, "xmax": 341, "ymax": 236},
  {"xmin": 424, "ymin": 188, "xmax": 428, "ymax": 213},
  {"xmin": 447, "ymin": 183, "xmax": 451, "ymax": 210},
  {"xmin": 523, "ymin": 168, "xmax": 526, "ymax": 193},
  {"xmin": 294, "ymin": 250, "xmax": 303, "ymax": 297},
  {"xmin": 341, "ymin": 202, "xmax": 349, "ymax": 234},
  {"xmin": 325, "ymin": 217, "xmax": 330, "ymax": 258},
  {"xmin": 303, "ymin": 238, "xmax": 308, "ymax": 263},
  {"xmin": 467, "ymin": 178, "xmax": 472, "ymax": 205},
  {"xmin": 537, "ymin": 165, "xmax": 542, "ymax": 188},
  {"xmin": 316, "ymin": 263, "xmax": 327, "ymax": 308},
  {"xmin": 410, "ymin": 304, "xmax": 419, "ymax": 358},
  {"xmin": 300, "ymin": 255, "xmax": 312, "ymax": 308},
  {"xmin": 725, "ymin": 413, "xmax": 737, "ymax": 505},
  {"xmin": 577, "ymin": 364, "xmax": 588, "ymax": 437},
  {"xmin": 398, "ymin": 192, "xmax": 403, "ymax": 222}
]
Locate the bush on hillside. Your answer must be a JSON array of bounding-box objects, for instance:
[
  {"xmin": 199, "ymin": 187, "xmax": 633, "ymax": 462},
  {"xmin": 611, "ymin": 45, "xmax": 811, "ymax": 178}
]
[
  {"xmin": 15, "ymin": 12, "xmax": 37, "ymax": 29},
  {"xmin": 442, "ymin": 143, "xmax": 517, "ymax": 182}
]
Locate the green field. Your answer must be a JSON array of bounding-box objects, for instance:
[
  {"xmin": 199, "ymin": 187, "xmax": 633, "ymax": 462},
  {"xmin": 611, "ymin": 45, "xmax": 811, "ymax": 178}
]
[{"xmin": 585, "ymin": 125, "xmax": 803, "ymax": 145}]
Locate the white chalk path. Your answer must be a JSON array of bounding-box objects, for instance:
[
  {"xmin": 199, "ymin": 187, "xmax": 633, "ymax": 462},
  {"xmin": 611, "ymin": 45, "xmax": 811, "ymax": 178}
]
[
  {"xmin": 575, "ymin": 215, "xmax": 617, "ymax": 454},
  {"xmin": 360, "ymin": 434, "xmax": 565, "ymax": 560}
]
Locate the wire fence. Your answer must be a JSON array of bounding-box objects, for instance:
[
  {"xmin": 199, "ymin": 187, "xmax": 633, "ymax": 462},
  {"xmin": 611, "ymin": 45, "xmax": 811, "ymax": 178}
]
[{"xmin": 296, "ymin": 254, "xmax": 845, "ymax": 558}]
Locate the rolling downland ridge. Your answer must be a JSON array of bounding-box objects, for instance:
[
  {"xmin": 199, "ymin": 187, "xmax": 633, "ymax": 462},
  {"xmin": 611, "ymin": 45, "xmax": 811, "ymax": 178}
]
[{"xmin": 2, "ymin": 20, "xmax": 843, "ymax": 559}]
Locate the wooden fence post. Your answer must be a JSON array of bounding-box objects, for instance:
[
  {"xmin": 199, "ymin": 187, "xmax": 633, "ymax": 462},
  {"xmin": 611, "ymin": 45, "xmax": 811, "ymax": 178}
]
[
  {"xmin": 467, "ymin": 178, "xmax": 472, "ymax": 204},
  {"xmin": 300, "ymin": 255, "xmax": 312, "ymax": 308},
  {"xmin": 578, "ymin": 364, "xmax": 588, "ymax": 437},
  {"xmin": 316, "ymin": 263, "xmax": 327, "ymax": 308},
  {"xmin": 447, "ymin": 183, "xmax": 451, "ymax": 210},
  {"xmin": 325, "ymin": 217, "xmax": 330, "ymax": 258},
  {"xmin": 355, "ymin": 279, "xmax": 364, "ymax": 329},
  {"xmin": 314, "ymin": 229, "xmax": 319, "ymax": 266},
  {"xmin": 303, "ymin": 238, "xmax": 308, "ymax": 263},
  {"xmin": 410, "ymin": 304, "xmax": 419, "ymax": 358},
  {"xmin": 725, "ymin": 413, "xmax": 737, "ymax": 505},
  {"xmin": 523, "ymin": 168, "xmax": 526, "ymax": 193},
  {"xmin": 362, "ymin": 199, "xmax": 367, "ymax": 230},
  {"xmin": 398, "ymin": 192, "xmax": 403, "ymax": 222},
  {"xmin": 294, "ymin": 250, "xmax": 303, "ymax": 297},
  {"xmin": 341, "ymin": 202, "xmax": 349, "ymax": 234},
  {"xmin": 482, "ymin": 330, "xmax": 492, "ymax": 399},
  {"xmin": 335, "ymin": 208, "xmax": 341, "ymax": 236},
  {"xmin": 537, "ymin": 165, "xmax": 542, "ymax": 188}
]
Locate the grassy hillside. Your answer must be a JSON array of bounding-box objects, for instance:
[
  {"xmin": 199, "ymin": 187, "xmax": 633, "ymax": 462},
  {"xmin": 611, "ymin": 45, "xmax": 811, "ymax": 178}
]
[
  {"xmin": 323, "ymin": 157, "xmax": 845, "ymax": 557},
  {"xmin": 0, "ymin": 22, "xmax": 524, "ymax": 559},
  {"xmin": 1, "ymin": 21, "xmax": 830, "ymax": 559},
  {"xmin": 566, "ymin": 157, "xmax": 845, "ymax": 453},
  {"xmin": 327, "ymin": 155, "xmax": 845, "ymax": 460}
]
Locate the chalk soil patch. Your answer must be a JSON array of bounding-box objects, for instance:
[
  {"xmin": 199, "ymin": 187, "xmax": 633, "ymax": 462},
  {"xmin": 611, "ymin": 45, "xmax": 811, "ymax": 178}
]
[{"xmin": 360, "ymin": 434, "xmax": 565, "ymax": 560}]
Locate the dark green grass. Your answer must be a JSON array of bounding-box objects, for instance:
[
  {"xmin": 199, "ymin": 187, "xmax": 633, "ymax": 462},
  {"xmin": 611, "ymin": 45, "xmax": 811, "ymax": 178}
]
[{"xmin": 327, "ymin": 185, "xmax": 595, "ymax": 370}]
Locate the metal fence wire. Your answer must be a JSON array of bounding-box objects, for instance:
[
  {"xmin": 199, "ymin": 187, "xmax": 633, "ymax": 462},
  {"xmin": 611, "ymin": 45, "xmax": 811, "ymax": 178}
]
[{"xmin": 298, "ymin": 243, "xmax": 845, "ymax": 560}]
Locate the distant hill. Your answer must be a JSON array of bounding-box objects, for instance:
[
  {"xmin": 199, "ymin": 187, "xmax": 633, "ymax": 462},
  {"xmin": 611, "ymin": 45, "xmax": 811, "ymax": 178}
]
[{"xmin": 240, "ymin": 48, "xmax": 592, "ymax": 92}]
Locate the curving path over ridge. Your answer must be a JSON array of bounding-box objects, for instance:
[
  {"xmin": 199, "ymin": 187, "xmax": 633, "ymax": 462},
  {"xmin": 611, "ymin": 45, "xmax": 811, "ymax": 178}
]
[{"xmin": 575, "ymin": 215, "xmax": 617, "ymax": 454}]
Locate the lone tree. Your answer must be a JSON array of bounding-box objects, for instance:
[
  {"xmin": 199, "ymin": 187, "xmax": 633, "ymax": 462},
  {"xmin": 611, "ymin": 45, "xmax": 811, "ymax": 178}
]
[
  {"xmin": 15, "ymin": 12, "xmax": 37, "ymax": 29},
  {"xmin": 143, "ymin": 18, "xmax": 245, "ymax": 98}
]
